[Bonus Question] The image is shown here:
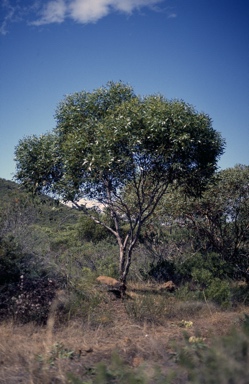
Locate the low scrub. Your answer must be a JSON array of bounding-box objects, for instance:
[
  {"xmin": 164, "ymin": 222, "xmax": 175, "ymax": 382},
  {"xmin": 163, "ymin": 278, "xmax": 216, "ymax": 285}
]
[
  {"xmin": 177, "ymin": 314, "xmax": 249, "ymax": 383},
  {"xmin": 0, "ymin": 275, "xmax": 59, "ymax": 324}
]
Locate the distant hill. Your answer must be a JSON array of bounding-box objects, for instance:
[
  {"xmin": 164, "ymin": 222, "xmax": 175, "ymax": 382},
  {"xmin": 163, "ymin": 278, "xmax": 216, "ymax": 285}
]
[
  {"xmin": 0, "ymin": 177, "xmax": 104, "ymax": 210},
  {"xmin": 0, "ymin": 178, "xmax": 20, "ymax": 200},
  {"xmin": 0, "ymin": 178, "xmax": 80, "ymax": 227}
]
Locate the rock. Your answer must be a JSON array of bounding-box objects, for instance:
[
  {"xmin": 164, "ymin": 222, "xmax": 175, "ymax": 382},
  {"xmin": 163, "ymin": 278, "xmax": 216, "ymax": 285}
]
[
  {"xmin": 96, "ymin": 276, "xmax": 121, "ymax": 287},
  {"xmin": 158, "ymin": 280, "xmax": 177, "ymax": 292},
  {"xmin": 96, "ymin": 276, "xmax": 126, "ymax": 298}
]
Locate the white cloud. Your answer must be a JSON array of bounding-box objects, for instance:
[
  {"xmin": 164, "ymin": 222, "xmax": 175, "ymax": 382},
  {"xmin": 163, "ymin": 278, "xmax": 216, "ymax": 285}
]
[
  {"xmin": 31, "ymin": 0, "xmax": 67, "ymax": 26},
  {"xmin": 0, "ymin": 0, "xmax": 167, "ymax": 33},
  {"xmin": 32, "ymin": 0, "xmax": 164, "ymax": 26},
  {"xmin": 69, "ymin": 0, "xmax": 111, "ymax": 23},
  {"xmin": 114, "ymin": 0, "xmax": 162, "ymax": 13}
]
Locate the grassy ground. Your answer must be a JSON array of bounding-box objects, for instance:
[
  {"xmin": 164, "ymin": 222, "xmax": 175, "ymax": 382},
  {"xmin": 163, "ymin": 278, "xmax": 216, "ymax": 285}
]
[{"xmin": 0, "ymin": 282, "xmax": 248, "ymax": 383}]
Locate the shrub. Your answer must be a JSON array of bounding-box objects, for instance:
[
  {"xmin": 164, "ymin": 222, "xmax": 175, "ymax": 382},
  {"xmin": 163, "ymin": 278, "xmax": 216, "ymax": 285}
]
[
  {"xmin": 76, "ymin": 215, "xmax": 112, "ymax": 243},
  {"xmin": 0, "ymin": 235, "xmax": 25, "ymax": 285},
  {"xmin": 231, "ymin": 282, "xmax": 249, "ymax": 305},
  {"xmin": 146, "ymin": 259, "xmax": 177, "ymax": 283},
  {"xmin": 177, "ymin": 252, "xmax": 231, "ymax": 282},
  {"xmin": 175, "ymin": 252, "xmax": 232, "ymax": 307},
  {"xmin": 67, "ymin": 352, "xmax": 175, "ymax": 384},
  {"xmin": 20, "ymin": 277, "xmax": 57, "ymax": 323},
  {"xmin": 0, "ymin": 230, "xmax": 68, "ymax": 324},
  {"xmin": 177, "ymin": 314, "xmax": 249, "ymax": 383},
  {"xmin": 205, "ymin": 278, "xmax": 231, "ymax": 307},
  {"xmin": 0, "ymin": 275, "xmax": 59, "ymax": 324}
]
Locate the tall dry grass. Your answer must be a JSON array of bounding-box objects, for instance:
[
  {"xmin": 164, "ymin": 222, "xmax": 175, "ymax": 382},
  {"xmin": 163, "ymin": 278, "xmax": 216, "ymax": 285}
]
[{"xmin": 0, "ymin": 282, "xmax": 248, "ymax": 383}]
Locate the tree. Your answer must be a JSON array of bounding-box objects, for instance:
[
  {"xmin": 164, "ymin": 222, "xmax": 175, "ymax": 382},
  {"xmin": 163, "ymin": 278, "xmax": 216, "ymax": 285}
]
[
  {"xmin": 14, "ymin": 81, "xmax": 225, "ymax": 285},
  {"xmin": 160, "ymin": 165, "xmax": 249, "ymax": 281}
]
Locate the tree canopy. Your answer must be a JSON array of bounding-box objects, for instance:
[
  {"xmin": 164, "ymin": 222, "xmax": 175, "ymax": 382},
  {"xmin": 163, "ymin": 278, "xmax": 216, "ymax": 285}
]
[{"xmin": 14, "ymin": 81, "xmax": 225, "ymax": 283}]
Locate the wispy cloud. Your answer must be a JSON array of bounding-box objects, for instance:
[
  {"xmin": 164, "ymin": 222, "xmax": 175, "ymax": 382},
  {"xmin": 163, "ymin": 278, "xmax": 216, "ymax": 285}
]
[
  {"xmin": 167, "ymin": 12, "xmax": 177, "ymax": 19},
  {"xmin": 1, "ymin": 0, "xmax": 170, "ymax": 34},
  {"xmin": 0, "ymin": 0, "xmax": 17, "ymax": 35},
  {"xmin": 0, "ymin": 0, "xmax": 41, "ymax": 34},
  {"xmin": 32, "ymin": 0, "xmax": 67, "ymax": 26},
  {"xmin": 33, "ymin": 0, "xmax": 165, "ymax": 25}
]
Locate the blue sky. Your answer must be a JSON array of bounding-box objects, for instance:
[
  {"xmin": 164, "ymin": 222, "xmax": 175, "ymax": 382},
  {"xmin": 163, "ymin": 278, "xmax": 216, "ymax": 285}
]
[{"xmin": 0, "ymin": 0, "xmax": 248, "ymax": 181}]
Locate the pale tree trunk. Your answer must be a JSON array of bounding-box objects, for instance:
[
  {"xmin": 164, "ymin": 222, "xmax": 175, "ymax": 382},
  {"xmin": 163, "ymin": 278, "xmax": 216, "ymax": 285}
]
[
  {"xmin": 119, "ymin": 233, "xmax": 139, "ymax": 285},
  {"xmin": 120, "ymin": 247, "xmax": 132, "ymax": 285},
  {"xmin": 119, "ymin": 244, "xmax": 126, "ymax": 281}
]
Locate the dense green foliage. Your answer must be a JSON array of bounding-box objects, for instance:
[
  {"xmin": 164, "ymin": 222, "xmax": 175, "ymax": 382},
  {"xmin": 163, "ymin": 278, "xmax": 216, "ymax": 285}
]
[{"xmin": 151, "ymin": 165, "xmax": 249, "ymax": 282}]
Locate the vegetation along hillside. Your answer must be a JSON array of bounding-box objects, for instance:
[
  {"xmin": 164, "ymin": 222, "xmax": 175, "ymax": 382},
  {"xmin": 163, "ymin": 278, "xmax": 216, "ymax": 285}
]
[{"xmin": 0, "ymin": 164, "xmax": 249, "ymax": 383}]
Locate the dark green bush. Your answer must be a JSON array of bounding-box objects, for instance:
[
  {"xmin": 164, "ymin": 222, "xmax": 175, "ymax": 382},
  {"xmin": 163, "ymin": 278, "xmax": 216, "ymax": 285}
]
[
  {"xmin": 76, "ymin": 215, "xmax": 112, "ymax": 243},
  {"xmin": 145, "ymin": 259, "xmax": 177, "ymax": 283},
  {"xmin": 231, "ymin": 283, "xmax": 249, "ymax": 305},
  {"xmin": 0, "ymin": 234, "xmax": 65, "ymax": 324},
  {"xmin": 175, "ymin": 253, "xmax": 232, "ymax": 306},
  {"xmin": 205, "ymin": 278, "xmax": 231, "ymax": 307},
  {"xmin": 0, "ymin": 235, "xmax": 36, "ymax": 285},
  {"xmin": 177, "ymin": 252, "xmax": 231, "ymax": 282}
]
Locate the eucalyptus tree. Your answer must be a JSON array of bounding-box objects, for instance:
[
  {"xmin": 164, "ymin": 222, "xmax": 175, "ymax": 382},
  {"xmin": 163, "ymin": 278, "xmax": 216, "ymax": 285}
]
[
  {"xmin": 14, "ymin": 82, "xmax": 225, "ymax": 284},
  {"xmin": 155, "ymin": 165, "xmax": 249, "ymax": 281},
  {"xmin": 173, "ymin": 165, "xmax": 249, "ymax": 280}
]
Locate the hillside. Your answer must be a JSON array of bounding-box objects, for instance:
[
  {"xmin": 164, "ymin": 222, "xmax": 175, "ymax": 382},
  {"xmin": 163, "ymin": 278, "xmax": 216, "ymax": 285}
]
[
  {"xmin": 0, "ymin": 177, "xmax": 80, "ymax": 226},
  {"xmin": 0, "ymin": 177, "xmax": 20, "ymax": 199},
  {"xmin": 0, "ymin": 177, "xmax": 249, "ymax": 383}
]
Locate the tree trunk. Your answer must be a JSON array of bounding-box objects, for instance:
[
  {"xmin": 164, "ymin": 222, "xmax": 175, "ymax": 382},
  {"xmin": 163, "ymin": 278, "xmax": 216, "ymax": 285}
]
[
  {"xmin": 119, "ymin": 245, "xmax": 126, "ymax": 282},
  {"xmin": 119, "ymin": 241, "xmax": 136, "ymax": 285}
]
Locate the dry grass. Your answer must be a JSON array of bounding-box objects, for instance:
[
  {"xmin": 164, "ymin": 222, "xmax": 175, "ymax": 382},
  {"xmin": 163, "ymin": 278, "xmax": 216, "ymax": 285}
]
[{"xmin": 0, "ymin": 283, "xmax": 248, "ymax": 383}]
